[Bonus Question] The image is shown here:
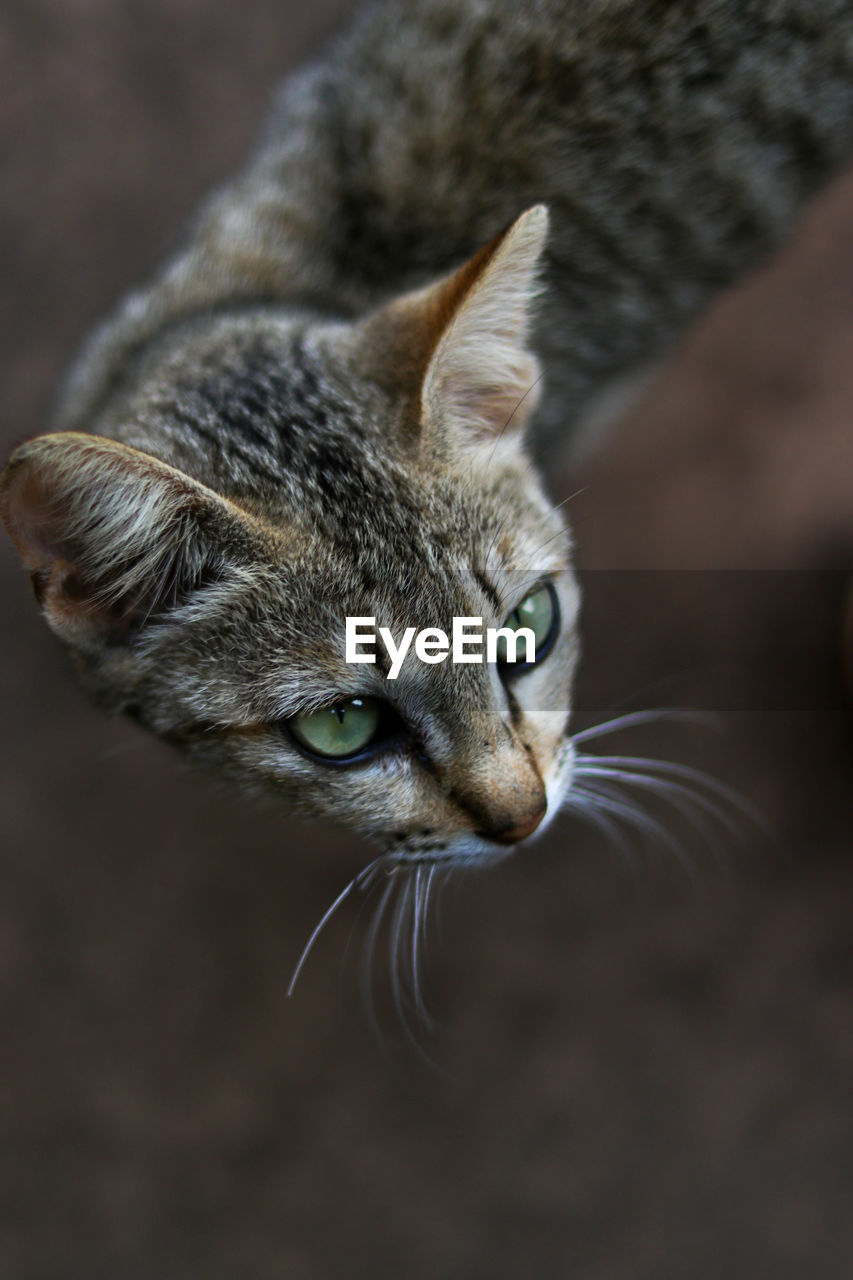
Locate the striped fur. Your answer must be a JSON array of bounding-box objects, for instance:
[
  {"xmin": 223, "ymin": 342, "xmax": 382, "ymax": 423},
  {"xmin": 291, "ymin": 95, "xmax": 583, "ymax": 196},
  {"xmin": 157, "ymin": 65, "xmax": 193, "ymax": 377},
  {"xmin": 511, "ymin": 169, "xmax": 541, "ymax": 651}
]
[{"xmin": 3, "ymin": 0, "xmax": 853, "ymax": 865}]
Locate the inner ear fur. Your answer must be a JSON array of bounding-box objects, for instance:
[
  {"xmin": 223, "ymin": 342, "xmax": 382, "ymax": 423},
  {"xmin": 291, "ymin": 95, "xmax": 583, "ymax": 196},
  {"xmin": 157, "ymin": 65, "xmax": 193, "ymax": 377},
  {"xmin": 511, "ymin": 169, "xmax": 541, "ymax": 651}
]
[
  {"xmin": 351, "ymin": 204, "xmax": 549, "ymax": 450},
  {"xmin": 0, "ymin": 432, "xmax": 255, "ymax": 646}
]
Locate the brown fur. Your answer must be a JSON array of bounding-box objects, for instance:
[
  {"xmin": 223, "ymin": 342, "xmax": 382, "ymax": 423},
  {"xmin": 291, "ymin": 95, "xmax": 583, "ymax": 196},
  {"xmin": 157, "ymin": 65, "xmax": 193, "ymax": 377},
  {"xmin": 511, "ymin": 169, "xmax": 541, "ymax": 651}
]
[{"xmin": 2, "ymin": 0, "xmax": 853, "ymax": 873}]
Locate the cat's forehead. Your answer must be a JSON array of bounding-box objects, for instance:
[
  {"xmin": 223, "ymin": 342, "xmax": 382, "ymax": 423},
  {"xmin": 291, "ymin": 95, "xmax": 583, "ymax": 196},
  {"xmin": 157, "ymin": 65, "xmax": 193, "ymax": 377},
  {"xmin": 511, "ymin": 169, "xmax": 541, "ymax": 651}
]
[
  {"xmin": 280, "ymin": 490, "xmax": 567, "ymax": 662},
  {"xmin": 140, "ymin": 319, "xmax": 547, "ymax": 542},
  {"xmin": 138, "ymin": 321, "xmax": 385, "ymax": 514},
  {"xmin": 138, "ymin": 318, "xmax": 564, "ymax": 600},
  {"xmin": 298, "ymin": 460, "xmax": 559, "ymax": 595}
]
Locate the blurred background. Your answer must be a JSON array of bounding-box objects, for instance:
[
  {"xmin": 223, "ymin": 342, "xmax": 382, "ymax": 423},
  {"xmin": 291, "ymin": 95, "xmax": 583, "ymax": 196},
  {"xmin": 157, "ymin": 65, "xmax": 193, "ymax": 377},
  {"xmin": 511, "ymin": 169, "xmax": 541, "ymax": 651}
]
[{"xmin": 1, "ymin": 2, "xmax": 852, "ymax": 1277}]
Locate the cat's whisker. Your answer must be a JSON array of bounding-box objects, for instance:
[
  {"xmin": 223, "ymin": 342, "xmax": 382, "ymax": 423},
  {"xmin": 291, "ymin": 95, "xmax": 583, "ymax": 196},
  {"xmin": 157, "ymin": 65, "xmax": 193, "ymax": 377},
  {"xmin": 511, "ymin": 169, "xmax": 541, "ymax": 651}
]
[
  {"xmin": 562, "ymin": 788, "xmax": 642, "ymax": 877},
  {"xmin": 573, "ymin": 762, "xmax": 746, "ymax": 853},
  {"xmin": 564, "ymin": 715, "xmax": 768, "ymax": 880},
  {"xmin": 339, "ymin": 869, "xmax": 386, "ymax": 989},
  {"xmin": 571, "ymin": 707, "xmax": 720, "ymax": 746},
  {"xmin": 520, "ymin": 486, "xmax": 586, "ymax": 567},
  {"xmin": 361, "ymin": 876, "xmax": 397, "ymax": 1040},
  {"xmin": 392, "ymin": 873, "xmax": 446, "ymax": 1067},
  {"xmin": 287, "ymin": 855, "xmax": 383, "ymax": 997},
  {"xmin": 480, "ymin": 484, "xmax": 579, "ymax": 581},
  {"xmin": 423, "ymin": 864, "xmax": 438, "ymax": 949},
  {"xmin": 570, "ymin": 780, "xmax": 697, "ymax": 878},
  {"xmin": 412, "ymin": 865, "xmax": 439, "ymax": 1032},
  {"xmin": 575, "ymin": 767, "xmax": 734, "ymax": 866},
  {"xmin": 552, "ymin": 487, "xmax": 587, "ymax": 514},
  {"xmin": 574, "ymin": 753, "xmax": 765, "ymax": 829},
  {"xmin": 522, "ymin": 521, "xmax": 575, "ymax": 570},
  {"xmin": 410, "ymin": 866, "xmax": 424, "ymax": 1020},
  {"xmin": 435, "ymin": 865, "xmax": 452, "ymax": 946},
  {"xmin": 485, "ymin": 374, "xmax": 545, "ymax": 471},
  {"xmin": 357, "ymin": 862, "xmax": 444, "ymax": 1054},
  {"xmin": 388, "ymin": 872, "xmax": 411, "ymax": 1030},
  {"xmin": 480, "ymin": 510, "xmax": 514, "ymax": 576}
]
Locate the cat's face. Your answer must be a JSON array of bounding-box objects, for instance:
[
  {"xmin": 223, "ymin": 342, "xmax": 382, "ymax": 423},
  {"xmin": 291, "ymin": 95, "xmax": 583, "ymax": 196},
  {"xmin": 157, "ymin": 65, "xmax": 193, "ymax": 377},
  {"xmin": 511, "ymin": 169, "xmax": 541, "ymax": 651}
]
[
  {"xmin": 137, "ymin": 436, "xmax": 579, "ymax": 867},
  {"xmin": 1, "ymin": 207, "xmax": 580, "ymax": 866}
]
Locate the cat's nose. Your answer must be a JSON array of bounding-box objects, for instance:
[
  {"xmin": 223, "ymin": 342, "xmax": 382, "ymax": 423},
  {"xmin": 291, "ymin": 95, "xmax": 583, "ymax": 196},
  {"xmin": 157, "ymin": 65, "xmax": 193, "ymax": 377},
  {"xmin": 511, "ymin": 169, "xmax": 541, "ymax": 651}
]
[
  {"xmin": 488, "ymin": 799, "xmax": 547, "ymax": 845},
  {"xmin": 446, "ymin": 731, "xmax": 548, "ymax": 845}
]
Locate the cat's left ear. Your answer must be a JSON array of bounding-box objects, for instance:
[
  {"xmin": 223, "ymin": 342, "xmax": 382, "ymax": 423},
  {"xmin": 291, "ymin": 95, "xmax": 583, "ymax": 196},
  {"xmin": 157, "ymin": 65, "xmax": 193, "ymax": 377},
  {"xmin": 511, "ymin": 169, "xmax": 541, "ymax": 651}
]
[
  {"xmin": 0, "ymin": 432, "xmax": 261, "ymax": 649},
  {"xmin": 353, "ymin": 204, "xmax": 548, "ymax": 448}
]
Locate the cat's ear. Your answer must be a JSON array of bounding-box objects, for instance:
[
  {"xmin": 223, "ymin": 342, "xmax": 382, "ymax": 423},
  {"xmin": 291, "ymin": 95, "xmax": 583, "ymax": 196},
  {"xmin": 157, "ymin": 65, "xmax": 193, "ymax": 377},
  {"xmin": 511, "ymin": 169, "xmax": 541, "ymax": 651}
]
[
  {"xmin": 421, "ymin": 204, "xmax": 548, "ymax": 444},
  {"xmin": 354, "ymin": 204, "xmax": 548, "ymax": 448},
  {"xmin": 0, "ymin": 433, "xmax": 253, "ymax": 647}
]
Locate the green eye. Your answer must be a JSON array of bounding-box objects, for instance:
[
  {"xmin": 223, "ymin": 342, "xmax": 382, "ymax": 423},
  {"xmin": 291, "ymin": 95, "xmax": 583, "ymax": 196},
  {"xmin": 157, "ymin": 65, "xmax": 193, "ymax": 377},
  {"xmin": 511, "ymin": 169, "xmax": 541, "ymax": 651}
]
[
  {"xmin": 495, "ymin": 583, "xmax": 559, "ymax": 667},
  {"xmin": 288, "ymin": 697, "xmax": 383, "ymax": 760}
]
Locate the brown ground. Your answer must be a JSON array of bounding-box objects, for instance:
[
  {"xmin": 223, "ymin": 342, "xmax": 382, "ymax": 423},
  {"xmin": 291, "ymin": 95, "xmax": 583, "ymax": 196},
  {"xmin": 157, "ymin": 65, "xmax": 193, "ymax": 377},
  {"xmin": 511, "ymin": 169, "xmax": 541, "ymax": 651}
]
[{"xmin": 1, "ymin": 4, "xmax": 852, "ymax": 1278}]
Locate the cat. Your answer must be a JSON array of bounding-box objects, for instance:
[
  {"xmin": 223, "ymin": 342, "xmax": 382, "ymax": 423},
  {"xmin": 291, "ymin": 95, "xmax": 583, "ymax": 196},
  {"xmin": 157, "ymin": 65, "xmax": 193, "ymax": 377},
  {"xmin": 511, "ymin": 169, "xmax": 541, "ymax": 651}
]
[{"xmin": 3, "ymin": 0, "xmax": 853, "ymax": 896}]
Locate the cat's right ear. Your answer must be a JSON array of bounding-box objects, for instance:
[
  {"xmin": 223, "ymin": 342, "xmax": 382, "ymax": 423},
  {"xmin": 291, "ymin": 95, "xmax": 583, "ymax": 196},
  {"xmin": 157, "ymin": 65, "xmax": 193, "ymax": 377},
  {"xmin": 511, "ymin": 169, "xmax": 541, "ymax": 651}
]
[
  {"xmin": 350, "ymin": 204, "xmax": 549, "ymax": 452},
  {"xmin": 0, "ymin": 432, "xmax": 257, "ymax": 648}
]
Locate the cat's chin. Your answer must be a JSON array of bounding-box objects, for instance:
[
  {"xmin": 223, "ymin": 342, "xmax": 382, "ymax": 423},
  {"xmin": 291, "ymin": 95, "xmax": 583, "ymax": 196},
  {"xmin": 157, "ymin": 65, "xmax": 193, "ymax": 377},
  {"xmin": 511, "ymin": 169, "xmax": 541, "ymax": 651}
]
[{"xmin": 382, "ymin": 835, "xmax": 519, "ymax": 870}]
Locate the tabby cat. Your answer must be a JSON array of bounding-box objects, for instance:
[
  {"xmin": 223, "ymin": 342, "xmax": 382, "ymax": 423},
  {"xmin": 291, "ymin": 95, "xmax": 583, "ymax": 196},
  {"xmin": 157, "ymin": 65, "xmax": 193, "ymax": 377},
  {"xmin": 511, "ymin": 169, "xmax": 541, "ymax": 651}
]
[{"xmin": 3, "ymin": 1, "xmax": 853, "ymax": 897}]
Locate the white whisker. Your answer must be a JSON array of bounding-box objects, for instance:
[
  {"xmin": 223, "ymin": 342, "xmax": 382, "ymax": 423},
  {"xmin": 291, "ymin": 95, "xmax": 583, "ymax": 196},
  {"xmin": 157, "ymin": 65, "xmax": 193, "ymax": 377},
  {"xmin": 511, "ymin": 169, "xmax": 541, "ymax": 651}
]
[
  {"xmin": 572, "ymin": 781, "xmax": 697, "ymax": 877},
  {"xmin": 563, "ymin": 790, "xmax": 642, "ymax": 877},
  {"xmin": 575, "ymin": 753, "xmax": 764, "ymax": 828},
  {"xmin": 411, "ymin": 866, "xmax": 425, "ymax": 1021},
  {"xmin": 388, "ymin": 874, "xmax": 411, "ymax": 1029},
  {"xmin": 575, "ymin": 768, "xmax": 735, "ymax": 864},
  {"xmin": 435, "ymin": 866, "xmax": 452, "ymax": 945},
  {"xmin": 361, "ymin": 875, "xmax": 397, "ymax": 1041},
  {"xmin": 287, "ymin": 855, "xmax": 382, "ymax": 998},
  {"xmin": 571, "ymin": 708, "xmax": 719, "ymax": 746},
  {"xmin": 423, "ymin": 865, "xmax": 438, "ymax": 949}
]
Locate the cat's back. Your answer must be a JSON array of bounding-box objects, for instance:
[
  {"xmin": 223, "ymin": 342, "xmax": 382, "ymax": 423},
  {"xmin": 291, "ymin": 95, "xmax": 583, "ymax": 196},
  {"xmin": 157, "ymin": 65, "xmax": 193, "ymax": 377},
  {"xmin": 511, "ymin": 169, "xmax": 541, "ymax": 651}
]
[
  {"xmin": 297, "ymin": 0, "xmax": 853, "ymax": 443},
  {"xmin": 309, "ymin": 0, "xmax": 853, "ymax": 275},
  {"xmin": 55, "ymin": 0, "xmax": 853, "ymax": 452}
]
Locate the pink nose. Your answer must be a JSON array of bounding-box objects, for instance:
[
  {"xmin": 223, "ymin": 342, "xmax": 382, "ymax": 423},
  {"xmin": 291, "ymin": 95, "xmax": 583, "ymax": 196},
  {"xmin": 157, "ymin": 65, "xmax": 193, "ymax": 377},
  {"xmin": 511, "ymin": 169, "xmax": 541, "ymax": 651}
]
[{"xmin": 490, "ymin": 801, "xmax": 547, "ymax": 845}]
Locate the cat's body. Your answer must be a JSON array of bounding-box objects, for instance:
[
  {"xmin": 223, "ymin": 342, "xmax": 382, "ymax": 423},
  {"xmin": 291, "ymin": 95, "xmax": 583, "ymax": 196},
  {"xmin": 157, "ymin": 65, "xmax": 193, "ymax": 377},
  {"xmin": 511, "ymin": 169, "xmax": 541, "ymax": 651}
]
[{"xmin": 3, "ymin": 0, "xmax": 853, "ymax": 873}]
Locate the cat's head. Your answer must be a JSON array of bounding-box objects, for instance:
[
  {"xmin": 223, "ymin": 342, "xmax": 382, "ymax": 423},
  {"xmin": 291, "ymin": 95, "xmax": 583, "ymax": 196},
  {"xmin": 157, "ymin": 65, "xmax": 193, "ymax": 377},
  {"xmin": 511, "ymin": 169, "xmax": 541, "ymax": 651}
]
[{"xmin": 1, "ymin": 206, "xmax": 579, "ymax": 867}]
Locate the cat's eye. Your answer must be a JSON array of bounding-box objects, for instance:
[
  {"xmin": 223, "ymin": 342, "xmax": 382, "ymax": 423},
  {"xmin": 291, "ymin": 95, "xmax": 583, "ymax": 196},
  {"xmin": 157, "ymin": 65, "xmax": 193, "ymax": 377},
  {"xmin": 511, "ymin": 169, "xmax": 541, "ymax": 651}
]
[
  {"xmin": 287, "ymin": 696, "xmax": 385, "ymax": 761},
  {"xmin": 495, "ymin": 583, "xmax": 559, "ymax": 671}
]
